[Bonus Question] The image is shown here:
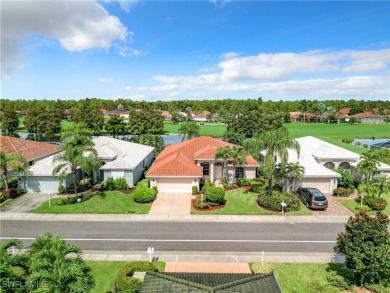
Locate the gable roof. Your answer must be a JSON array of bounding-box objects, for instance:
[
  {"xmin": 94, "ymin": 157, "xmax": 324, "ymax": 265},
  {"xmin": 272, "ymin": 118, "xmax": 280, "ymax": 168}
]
[
  {"xmin": 140, "ymin": 272, "xmax": 282, "ymax": 293},
  {"xmin": 147, "ymin": 136, "xmax": 259, "ymax": 177},
  {"xmin": 0, "ymin": 136, "xmax": 60, "ymax": 162},
  {"xmin": 92, "ymin": 136, "xmax": 154, "ymax": 170}
]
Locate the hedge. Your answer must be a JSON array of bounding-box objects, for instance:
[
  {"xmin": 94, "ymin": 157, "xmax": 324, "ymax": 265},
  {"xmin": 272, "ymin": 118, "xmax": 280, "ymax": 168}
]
[
  {"xmin": 205, "ymin": 186, "xmax": 225, "ymax": 206},
  {"xmin": 115, "ymin": 261, "xmax": 155, "ymax": 292},
  {"xmin": 333, "ymin": 186, "xmax": 354, "ymax": 197},
  {"xmin": 258, "ymin": 191, "xmax": 300, "ymax": 212},
  {"xmin": 132, "ymin": 187, "xmax": 156, "ymax": 203},
  {"xmin": 364, "ymin": 196, "xmax": 387, "ymax": 211}
]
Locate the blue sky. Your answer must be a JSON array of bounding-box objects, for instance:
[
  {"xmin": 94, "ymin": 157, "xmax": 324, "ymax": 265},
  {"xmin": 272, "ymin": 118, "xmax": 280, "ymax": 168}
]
[{"xmin": 2, "ymin": 0, "xmax": 389, "ymax": 101}]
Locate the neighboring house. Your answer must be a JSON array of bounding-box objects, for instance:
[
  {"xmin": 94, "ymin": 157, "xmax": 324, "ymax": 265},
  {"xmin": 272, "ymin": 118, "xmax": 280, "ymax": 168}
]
[
  {"xmin": 17, "ymin": 136, "xmax": 154, "ymax": 192},
  {"xmin": 92, "ymin": 136, "xmax": 154, "ymax": 186},
  {"xmin": 63, "ymin": 108, "xmax": 71, "ymax": 119},
  {"xmin": 278, "ymin": 136, "xmax": 390, "ymax": 194},
  {"xmin": 161, "ymin": 110, "xmax": 172, "ymax": 120},
  {"xmin": 146, "ymin": 136, "xmax": 259, "ymax": 193},
  {"xmin": 0, "ymin": 136, "xmax": 60, "ymax": 173},
  {"xmin": 289, "ymin": 112, "xmax": 316, "ymax": 122},
  {"xmin": 17, "ymin": 110, "xmax": 29, "ymax": 116},
  {"xmin": 105, "ymin": 110, "xmax": 130, "ymax": 119},
  {"xmin": 139, "ymin": 272, "xmax": 282, "ymax": 293},
  {"xmin": 349, "ymin": 112, "xmax": 388, "ymax": 123}
]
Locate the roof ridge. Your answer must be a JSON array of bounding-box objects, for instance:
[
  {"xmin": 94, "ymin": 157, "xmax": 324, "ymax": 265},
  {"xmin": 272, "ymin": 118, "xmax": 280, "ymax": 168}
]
[
  {"xmin": 145, "ymin": 272, "xmax": 212, "ymax": 291},
  {"xmin": 7, "ymin": 137, "xmax": 19, "ymax": 154},
  {"xmin": 213, "ymin": 273, "xmax": 274, "ymax": 291}
]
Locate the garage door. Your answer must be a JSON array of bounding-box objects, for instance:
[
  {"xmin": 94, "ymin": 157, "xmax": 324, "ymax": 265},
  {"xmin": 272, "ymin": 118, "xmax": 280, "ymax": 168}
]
[
  {"xmin": 157, "ymin": 178, "xmax": 193, "ymax": 193},
  {"xmin": 23, "ymin": 176, "xmax": 59, "ymax": 193},
  {"xmin": 301, "ymin": 178, "xmax": 331, "ymax": 194}
]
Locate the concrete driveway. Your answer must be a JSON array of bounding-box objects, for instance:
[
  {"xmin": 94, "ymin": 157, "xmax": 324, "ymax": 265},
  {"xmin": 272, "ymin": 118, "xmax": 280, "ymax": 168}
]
[
  {"xmin": 149, "ymin": 193, "xmax": 192, "ymax": 215},
  {"xmin": 1, "ymin": 192, "xmax": 58, "ymax": 213}
]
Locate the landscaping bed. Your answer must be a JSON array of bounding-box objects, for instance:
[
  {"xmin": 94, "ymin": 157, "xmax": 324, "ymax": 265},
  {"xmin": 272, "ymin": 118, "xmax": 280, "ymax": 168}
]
[
  {"xmin": 340, "ymin": 193, "xmax": 390, "ymax": 216},
  {"xmin": 191, "ymin": 199, "xmax": 225, "ymax": 211}
]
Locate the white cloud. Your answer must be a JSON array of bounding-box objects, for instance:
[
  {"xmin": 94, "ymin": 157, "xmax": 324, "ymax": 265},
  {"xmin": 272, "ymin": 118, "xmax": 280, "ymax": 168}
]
[
  {"xmin": 99, "ymin": 77, "xmax": 114, "ymax": 83},
  {"xmin": 136, "ymin": 87, "xmax": 148, "ymax": 91},
  {"xmin": 115, "ymin": 94, "xmax": 146, "ymax": 101},
  {"xmin": 124, "ymin": 86, "xmax": 133, "ymax": 91},
  {"xmin": 209, "ymin": 0, "xmax": 231, "ymax": 8},
  {"xmin": 103, "ymin": 0, "xmax": 139, "ymax": 12},
  {"xmin": 220, "ymin": 51, "xmax": 239, "ymax": 60},
  {"xmin": 148, "ymin": 48, "xmax": 390, "ymax": 98},
  {"xmin": 115, "ymin": 44, "xmax": 145, "ymax": 57},
  {"xmin": 1, "ymin": 0, "xmax": 128, "ymax": 79}
]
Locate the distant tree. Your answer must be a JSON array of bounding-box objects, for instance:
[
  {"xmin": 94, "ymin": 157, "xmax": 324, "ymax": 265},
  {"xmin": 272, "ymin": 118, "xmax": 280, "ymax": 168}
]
[
  {"xmin": 334, "ymin": 211, "xmax": 390, "ymax": 286},
  {"xmin": 137, "ymin": 134, "xmax": 165, "ymax": 156},
  {"xmin": 28, "ymin": 233, "xmax": 95, "ymax": 292},
  {"xmin": 24, "ymin": 103, "xmax": 44, "ymax": 140},
  {"xmin": 0, "ymin": 151, "xmax": 26, "ymax": 190},
  {"xmin": 1, "ymin": 103, "xmax": 19, "ymax": 135},
  {"xmin": 170, "ymin": 111, "xmax": 182, "ymax": 124},
  {"xmin": 371, "ymin": 149, "xmax": 390, "ymax": 165},
  {"xmin": 299, "ymin": 100, "xmax": 308, "ymax": 123},
  {"xmin": 127, "ymin": 110, "xmax": 164, "ymax": 135},
  {"xmin": 71, "ymin": 99, "xmax": 104, "ymax": 133},
  {"xmin": 178, "ymin": 121, "xmax": 200, "ymax": 141},
  {"xmin": 105, "ymin": 115, "xmax": 126, "ymax": 138}
]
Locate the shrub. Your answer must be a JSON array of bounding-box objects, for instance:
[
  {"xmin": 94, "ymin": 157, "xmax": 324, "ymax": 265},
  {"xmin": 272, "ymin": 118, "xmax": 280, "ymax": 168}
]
[
  {"xmin": 59, "ymin": 197, "xmax": 75, "ymax": 206},
  {"xmin": 365, "ymin": 284, "xmax": 390, "ymax": 293},
  {"xmin": 258, "ymin": 191, "xmax": 300, "ymax": 212},
  {"xmin": 205, "ymin": 186, "xmax": 225, "ymax": 206},
  {"xmin": 251, "ymin": 262, "xmax": 274, "ymax": 274},
  {"xmin": 237, "ymin": 178, "xmax": 250, "ymax": 186},
  {"xmin": 7, "ymin": 177, "xmax": 18, "ymax": 189},
  {"xmin": 195, "ymin": 195, "xmax": 209, "ymax": 209},
  {"xmin": 152, "ymin": 186, "xmax": 158, "ymax": 193},
  {"xmin": 364, "ymin": 197, "xmax": 387, "ymax": 211},
  {"xmin": 1, "ymin": 189, "xmax": 17, "ymax": 199},
  {"xmin": 341, "ymin": 138, "xmax": 353, "ymax": 144},
  {"xmin": 103, "ymin": 176, "xmax": 116, "ymax": 190},
  {"xmin": 221, "ymin": 177, "xmax": 229, "ymax": 188},
  {"xmin": 0, "ymin": 181, "xmax": 4, "ymax": 190},
  {"xmin": 132, "ymin": 187, "xmax": 156, "ymax": 203},
  {"xmin": 335, "ymin": 169, "xmax": 355, "ymax": 189},
  {"xmin": 192, "ymin": 186, "xmax": 198, "ymax": 195},
  {"xmin": 58, "ymin": 184, "xmax": 65, "ymax": 193},
  {"xmin": 201, "ymin": 179, "xmax": 212, "ymax": 193},
  {"xmin": 333, "ymin": 187, "xmax": 353, "ymax": 197},
  {"xmin": 327, "ymin": 273, "xmax": 349, "ymax": 290},
  {"xmin": 79, "ymin": 178, "xmax": 91, "ymax": 187},
  {"xmin": 115, "ymin": 177, "xmax": 130, "ymax": 190},
  {"xmin": 115, "ymin": 261, "xmax": 155, "ymax": 292},
  {"xmin": 363, "ymin": 143, "xmax": 368, "ymax": 148},
  {"xmin": 355, "ymin": 205, "xmax": 371, "ymax": 212},
  {"xmin": 136, "ymin": 179, "xmax": 150, "ymax": 188},
  {"xmin": 82, "ymin": 192, "xmax": 95, "ymax": 202}
]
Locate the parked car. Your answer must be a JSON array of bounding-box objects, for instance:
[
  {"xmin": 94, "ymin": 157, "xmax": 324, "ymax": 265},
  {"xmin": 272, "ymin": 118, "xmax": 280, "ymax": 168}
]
[{"xmin": 296, "ymin": 187, "xmax": 328, "ymax": 210}]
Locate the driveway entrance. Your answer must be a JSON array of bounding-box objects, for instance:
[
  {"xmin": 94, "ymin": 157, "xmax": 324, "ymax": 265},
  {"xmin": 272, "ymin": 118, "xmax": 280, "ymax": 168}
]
[
  {"xmin": 1, "ymin": 192, "xmax": 56, "ymax": 213},
  {"xmin": 149, "ymin": 193, "xmax": 192, "ymax": 215}
]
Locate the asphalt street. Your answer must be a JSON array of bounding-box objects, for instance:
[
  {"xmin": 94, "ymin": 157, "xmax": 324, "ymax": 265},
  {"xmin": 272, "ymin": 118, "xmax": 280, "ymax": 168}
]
[{"xmin": 1, "ymin": 220, "xmax": 345, "ymax": 253}]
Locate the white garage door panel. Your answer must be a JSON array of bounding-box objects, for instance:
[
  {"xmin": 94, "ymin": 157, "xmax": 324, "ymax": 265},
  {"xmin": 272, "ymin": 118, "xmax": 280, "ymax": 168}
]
[
  {"xmin": 302, "ymin": 178, "xmax": 331, "ymax": 194},
  {"xmin": 25, "ymin": 177, "xmax": 59, "ymax": 193},
  {"xmin": 157, "ymin": 178, "xmax": 192, "ymax": 193}
]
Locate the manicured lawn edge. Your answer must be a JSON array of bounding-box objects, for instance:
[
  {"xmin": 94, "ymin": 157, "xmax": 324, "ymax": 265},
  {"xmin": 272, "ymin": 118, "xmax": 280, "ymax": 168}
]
[
  {"xmin": 0, "ymin": 198, "xmax": 12, "ymax": 208},
  {"xmin": 340, "ymin": 193, "xmax": 390, "ymax": 216}
]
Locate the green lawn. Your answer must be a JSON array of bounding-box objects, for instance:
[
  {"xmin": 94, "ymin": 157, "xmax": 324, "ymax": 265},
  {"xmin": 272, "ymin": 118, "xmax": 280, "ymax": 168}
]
[
  {"xmin": 273, "ymin": 263, "xmax": 353, "ymax": 293},
  {"xmin": 340, "ymin": 193, "xmax": 390, "ymax": 216},
  {"xmin": 34, "ymin": 191, "xmax": 151, "ymax": 214},
  {"xmin": 163, "ymin": 121, "xmax": 227, "ymax": 137},
  {"xmin": 87, "ymin": 260, "xmax": 165, "ymax": 293},
  {"xmin": 191, "ymin": 188, "xmax": 312, "ymax": 215}
]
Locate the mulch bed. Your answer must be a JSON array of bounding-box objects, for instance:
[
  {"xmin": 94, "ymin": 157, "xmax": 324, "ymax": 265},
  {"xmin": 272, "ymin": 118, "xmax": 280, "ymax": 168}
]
[
  {"xmin": 119, "ymin": 188, "xmax": 136, "ymax": 195},
  {"xmin": 191, "ymin": 199, "xmax": 225, "ymax": 211},
  {"xmin": 223, "ymin": 186, "xmax": 252, "ymax": 191}
]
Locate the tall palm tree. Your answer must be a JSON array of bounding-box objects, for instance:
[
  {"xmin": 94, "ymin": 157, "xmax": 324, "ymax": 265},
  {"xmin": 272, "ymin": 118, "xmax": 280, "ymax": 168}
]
[
  {"xmin": 0, "ymin": 151, "xmax": 26, "ymax": 190},
  {"xmin": 53, "ymin": 123, "xmax": 97, "ymax": 196},
  {"xmin": 286, "ymin": 162, "xmax": 305, "ymax": 192},
  {"xmin": 229, "ymin": 146, "xmax": 247, "ymax": 183},
  {"xmin": 244, "ymin": 127, "xmax": 300, "ymax": 196},
  {"xmin": 355, "ymin": 151, "xmax": 380, "ymax": 183},
  {"xmin": 299, "ymin": 99, "xmax": 308, "ymax": 123},
  {"xmin": 178, "ymin": 121, "xmax": 200, "ymax": 141},
  {"xmin": 215, "ymin": 146, "xmax": 231, "ymax": 183},
  {"xmin": 28, "ymin": 234, "xmax": 94, "ymax": 293},
  {"xmin": 373, "ymin": 175, "xmax": 390, "ymax": 198}
]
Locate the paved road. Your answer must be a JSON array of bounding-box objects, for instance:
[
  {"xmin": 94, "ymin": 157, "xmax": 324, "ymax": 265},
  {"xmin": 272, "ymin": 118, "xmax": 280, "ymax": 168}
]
[{"xmin": 1, "ymin": 220, "xmax": 345, "ymax": 253}]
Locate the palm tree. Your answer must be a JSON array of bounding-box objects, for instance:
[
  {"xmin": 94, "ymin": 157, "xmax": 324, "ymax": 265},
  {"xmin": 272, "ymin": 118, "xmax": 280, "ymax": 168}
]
[
  {"xmin": 215, "ymin": 146, "xmax": 231, "ymax": 184},
  {"xmin": 355, "ymin": 151, "xmax": 380, "ymax": 183},
  {"xmin": 357, "ymin": 182, "xmax": 378, "ymax": 206},
  {"xmin": 299, "ymin": 99, "xmax": 308, "ymax": 123},
  {"xmin": 28, "ymin": 234, "xmax": 94, "ymax": 292},
  {"xmin": 0, "ymin": 151, "xmax": 26, "ymax": 190},
  {"xmin": 244, "ymin": 127, "xmax": 300, "ymax": 196},
  {"xmin": 286, "ymin": 162, "xmax": 305, "ymax": 192},
  {"xmin": 229, "ymin": 146, "xmax": 247, "ymax": 183},
  {"xmin": 314, "ymin": 103, "xmax": 325, "ymax": 123},
  {"xmin": 373, "ymin": 175, "xmax": 390, "ymax": 198},
  {"xmin": 53, "ymin": 123, "xmax": 97, "ymax": 197},
  {"xmin": 178, "ymin": 121, "xmax": 200, "ymax": 141}
]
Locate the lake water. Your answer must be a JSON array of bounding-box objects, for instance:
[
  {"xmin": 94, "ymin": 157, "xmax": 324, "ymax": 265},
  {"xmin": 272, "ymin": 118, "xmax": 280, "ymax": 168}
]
[{"xmin": 352, "ymin": 138, "xmax": 390, "ymax": 149}]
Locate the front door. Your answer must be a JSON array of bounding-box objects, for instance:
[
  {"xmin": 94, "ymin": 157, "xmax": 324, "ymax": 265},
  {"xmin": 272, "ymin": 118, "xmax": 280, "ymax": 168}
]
[{"xmin": 214, "ymin": 165, "xmax": 223, "ymax": 179}]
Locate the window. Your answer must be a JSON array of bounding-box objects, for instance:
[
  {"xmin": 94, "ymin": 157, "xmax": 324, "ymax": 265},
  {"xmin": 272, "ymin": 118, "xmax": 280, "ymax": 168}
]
[
  {"xmin": 99, "ymin": 169, "xmax": 104, "ymax": 180},
  {"xmin": 201, "ymin": 162, "xmax": 210, "ymax": 176},
  {"xmin": 324, "ymin": 162, "xmax": 335, "ymax": 169},
  {"xmin": 372, "ymin": 171, "xmax": 381, "ymax": 179},
  {"xmin": 339, "ymin": 162, "xmax": 350, "ymax": 171},
  {"xmin": 235, "ymin": 167, "xmax": 244, "ymax": 179}
]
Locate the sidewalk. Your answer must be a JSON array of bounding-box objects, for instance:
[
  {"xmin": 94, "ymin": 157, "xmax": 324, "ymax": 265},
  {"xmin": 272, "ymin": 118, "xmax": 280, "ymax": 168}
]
[
  {"xmin": 0, "ymin": 212, "xmax": 351, "ymax": 223},
  {"xmin": 82, "ymin": 250, "xmax": 345, "ymax": 264}
]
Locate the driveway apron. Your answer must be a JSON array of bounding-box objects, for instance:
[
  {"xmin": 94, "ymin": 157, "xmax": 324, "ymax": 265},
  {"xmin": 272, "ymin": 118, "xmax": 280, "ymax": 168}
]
[
  {"xmin": 1, "ymin": 192, "xmax": 55, "ymax": 213},
  {"xmin": 149, "ymin": 193, "xmax": 192, "ymax": 215}
]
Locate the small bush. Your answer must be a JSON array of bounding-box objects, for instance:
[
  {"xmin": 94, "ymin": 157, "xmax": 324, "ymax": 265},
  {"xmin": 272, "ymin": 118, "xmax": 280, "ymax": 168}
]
[
  {"xmin": 258, "ymin": 191, "xmax": 300, "ymax": 212},
  {"xmin": 205, "ymin": 186, "xmax": 225, "ymax": 206},
  {"xmin": 132, "ymin": 187, "xmax": 156, "ymax": 203},
  {"xmin": 251, "ymin": 262, "xmax": 274, "ymax": 274},
  {"xmin": 7, "ymin": 177, "xmax": 18, "ymax": 189},
  {"xmin": 136, "ymin": 179, "xmax": 150, "ymax": 188},
  {"xmin": 237, "ymin": 178, "xmax": 250, "ymax": 186},
  {"xmin": 58, "ymin": 184, "xmax": 65, "ymax": 193},
  {"xmin": 333, "ymin": 187, "xmax": 353, "ymax": 197},
  {"xmin": 364, "ymin": 196, "xmax": 387, "ymax": 211},
  {"xmin": 0, "ymin": 181, "xmax": 4, "ymax": 190},
  {"xmin": 79, "ymin": 178, "xmax": 91, "ymax": 187},
  {"xmin": 59, "ymin": 197, "xmax": 75, "ymax": 206},
  {"xmin": 201, "ymin": 179, "xmax": 212, "ymax": 193},
  {"xmin": 327, "ymin": 273, "xmax": 349, "ymax": 290},
  {"xmin": 221, "ymin": 177, "xmax": 229, "ymax": 188},
  {"xmin": 355, "ymin": 204, "xmax": 371, "ymax": 212},
  {"xmin": 365, "ymin": 283, "xmax": 390, "ymax": 293},
  {"xmin": 103, "ymin": 176, "xmax": 116, "ymax": 191},
  {"xmin": 363, "ymin": 143, "xmax": 368, "ymax": 148},
  {"xmin": 341, "ymin": 138, "xmax": 353, "ymax": 144},
  {"xmin": 1, "ymin": 189, "xmax": 17, "ymax": 199},
  {"xmin": 115, "ymin": 177, "xmax": 130, "ymax": 190},
  {"xmin": 195, "ymin": 195, "xmax": 209, "ymax": 209},
  {"xmin": 152, "ymin": 186, "xmax": 158, "ymax": 193},
  {"xmin": 115, "ymin": 261, "xmax": 155, "ymax": 292},
  {"xmin": 192, "ymin": 186, "xmax": 198, "ymax": 195}
]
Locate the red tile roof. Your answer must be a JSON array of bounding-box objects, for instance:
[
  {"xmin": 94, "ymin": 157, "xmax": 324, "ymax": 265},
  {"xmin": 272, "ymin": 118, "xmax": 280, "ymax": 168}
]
[
  {"xmin": 161, "ymin": 111, "xmax": 170, "ymax": 117},
  {"xmin": 0, "ymin": 136, "xmax": 60, "ymax": 162},
  {"xmin": 147, "ymin": 136, "xmax": 259, "ymax": 177},
  {"xmin": 336, "ymin": 108, "xmax": 351, "ymax": 115},
  {"xmin": 289, "ymin": 112, "xmax": 316, "ymax": 119}
]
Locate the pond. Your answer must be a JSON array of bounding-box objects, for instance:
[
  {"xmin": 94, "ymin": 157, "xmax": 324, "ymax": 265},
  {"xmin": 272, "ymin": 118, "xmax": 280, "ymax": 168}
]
[{"xmin": 352, "ymin": 138, "xmax": 390, "ymax": 149}]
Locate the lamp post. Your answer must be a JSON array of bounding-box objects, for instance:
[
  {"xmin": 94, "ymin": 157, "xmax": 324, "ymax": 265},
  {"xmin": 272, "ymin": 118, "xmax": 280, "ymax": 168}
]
[
  {"xmin": 147, "ymin": 247, "xmax": 154, "ymax": 262},
  {"xmin": 281, "ymin": 200, "xmax": 287, "ymax": 213}
]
